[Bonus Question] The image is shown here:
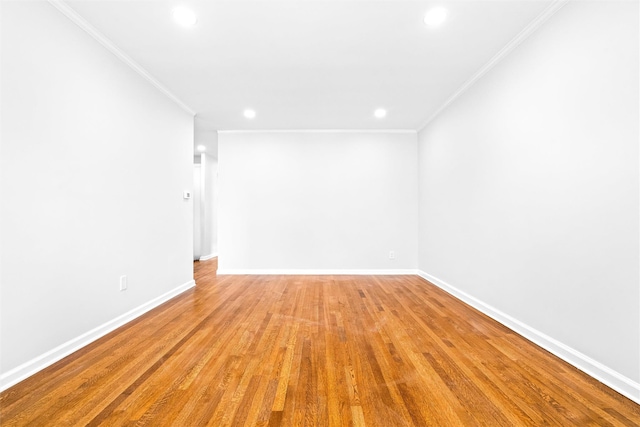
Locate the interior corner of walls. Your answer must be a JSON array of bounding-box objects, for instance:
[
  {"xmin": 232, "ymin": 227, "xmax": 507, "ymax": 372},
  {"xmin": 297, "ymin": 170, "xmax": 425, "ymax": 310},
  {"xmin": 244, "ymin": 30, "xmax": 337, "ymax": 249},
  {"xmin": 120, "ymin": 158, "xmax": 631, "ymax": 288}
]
[
  {"xmin": 0, "ymin": 279, "xmax": 195, "ymax": 393},
  {"xmin": 416, "ymin": 271, "xmax": 640, "ymax": 405}
]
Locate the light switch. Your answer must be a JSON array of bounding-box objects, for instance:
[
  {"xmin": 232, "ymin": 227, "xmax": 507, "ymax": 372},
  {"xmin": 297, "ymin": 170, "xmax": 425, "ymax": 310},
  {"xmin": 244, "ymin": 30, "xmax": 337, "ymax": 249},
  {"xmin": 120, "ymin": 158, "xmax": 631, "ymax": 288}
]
[{"xmin": 183, "ymin": 191, "xmax": 192, "ymax": 199}]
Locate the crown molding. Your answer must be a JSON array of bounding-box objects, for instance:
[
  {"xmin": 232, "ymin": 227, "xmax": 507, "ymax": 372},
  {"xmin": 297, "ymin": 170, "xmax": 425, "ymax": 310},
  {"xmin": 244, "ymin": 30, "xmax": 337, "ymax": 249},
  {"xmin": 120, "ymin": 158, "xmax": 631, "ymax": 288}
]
[
  {"xmin": 218, "ymin": 129, "xmax": 417, "ymax": 134},
  {"xmin": 417, "ymin": 0, "xmax": 569, "ymax": 132},
  {"xmin": 47, "ymin": 0, "xmax": 196, "ymax": 117}
]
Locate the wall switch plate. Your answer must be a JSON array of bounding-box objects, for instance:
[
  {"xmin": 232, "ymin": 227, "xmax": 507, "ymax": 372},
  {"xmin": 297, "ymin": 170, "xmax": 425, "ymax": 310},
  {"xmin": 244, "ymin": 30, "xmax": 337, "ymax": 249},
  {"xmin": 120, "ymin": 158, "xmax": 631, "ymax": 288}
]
[
  {"xmin": 183, "ymin": 191, "xmax": 192, "ymax": 199},
  {"xmin": 389, "ymin": 251, "xmax": 395, "ymax": 260},
  {"xmin": 119, "ymin": 275, "xmax": 127, "ymax": 291}
]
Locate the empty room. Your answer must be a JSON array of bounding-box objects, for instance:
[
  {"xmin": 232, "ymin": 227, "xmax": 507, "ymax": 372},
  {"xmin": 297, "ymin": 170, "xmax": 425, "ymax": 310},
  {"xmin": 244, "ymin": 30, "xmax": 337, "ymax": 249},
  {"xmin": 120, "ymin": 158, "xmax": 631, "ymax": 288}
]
[{"xmin": 1, "ymin": 0, "xmax": 639, "ymax": 425}]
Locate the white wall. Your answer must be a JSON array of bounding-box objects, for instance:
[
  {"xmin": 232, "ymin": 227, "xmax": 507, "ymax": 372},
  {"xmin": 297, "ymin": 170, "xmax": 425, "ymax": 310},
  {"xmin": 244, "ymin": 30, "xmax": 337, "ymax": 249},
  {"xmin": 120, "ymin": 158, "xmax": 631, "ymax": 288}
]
[
  {"xmin": 218, "ymin": 131, "xmax": 418, "ymax": 273},
  {"xmin": 200, "ymin": 153, "xmax": 218, "ymax": 260},
  {"xmin": 418, "ymin": 0, "xmax": 639, "ymax": 396},
  {"xmin": 0, "ymin": 1, "xmax": 194, "ymax": 386},
  {"xmin": 193, "ymin": 164, "xmax": 202, "ymax": 260}
]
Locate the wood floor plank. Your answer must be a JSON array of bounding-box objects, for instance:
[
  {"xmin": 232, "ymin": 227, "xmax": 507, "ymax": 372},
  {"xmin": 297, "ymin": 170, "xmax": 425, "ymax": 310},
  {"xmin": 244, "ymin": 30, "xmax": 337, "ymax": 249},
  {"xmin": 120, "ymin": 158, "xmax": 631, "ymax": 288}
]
[{"xmin": 1, "ymin": 258, "xmax": 639, "ymax": 426}]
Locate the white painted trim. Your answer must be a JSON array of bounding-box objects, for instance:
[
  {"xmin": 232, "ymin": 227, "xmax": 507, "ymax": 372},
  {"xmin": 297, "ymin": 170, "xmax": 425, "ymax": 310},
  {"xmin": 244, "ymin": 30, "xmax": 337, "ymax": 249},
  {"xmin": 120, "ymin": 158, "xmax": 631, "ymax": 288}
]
[
  {"xmin": 417, "ymin": 271, "xmax": 640, "ymax": 404},
  {"xmin": 0, "ymin": 279, "xmax": 196, "ymax": 392},
  {"xmin": 199, "ymin": 253, "xmax": 218, "ymax": 261},
  {"xmin": 46, "ymin": 0, "xmax": 196, "ymax": 117},
  {"xmin": 218, "ymin": 130, "xmax": 417, "ymax": 135},
  {"xmin": 217, "ymin": 269, "xmax": 419, "ymax": 275},
  {"xmin": 417, "ymin": 0, "xmax": 569, "ymax": 131}
]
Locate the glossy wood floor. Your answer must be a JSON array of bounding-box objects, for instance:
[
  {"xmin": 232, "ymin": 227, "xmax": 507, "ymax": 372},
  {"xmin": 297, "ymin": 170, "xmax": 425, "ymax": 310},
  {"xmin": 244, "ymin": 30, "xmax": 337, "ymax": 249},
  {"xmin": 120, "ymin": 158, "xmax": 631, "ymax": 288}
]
[{"xmin": 1, "ymin": 259, "xmax": 639, "ymax": 426}]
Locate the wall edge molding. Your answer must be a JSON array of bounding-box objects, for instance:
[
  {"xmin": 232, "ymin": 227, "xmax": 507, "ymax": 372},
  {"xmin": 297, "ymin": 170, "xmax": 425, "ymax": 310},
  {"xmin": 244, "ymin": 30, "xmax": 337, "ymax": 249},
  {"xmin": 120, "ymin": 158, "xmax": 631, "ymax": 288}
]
[
  {"xmin": 0, "ymin": 279, "xmax": 196, "ymax": 392},
  {"xmin": 46, "ymin": 0, "xmax": 196, "ymax": 116},
  {"xmin": 218, "ymin": 130, "xmax": 418, "ymax": 135},
  {"xmin": 199, "ymin": 253, "xmax": 218, "ymax": 261},
  {"xmin": 217, "ymin": 269, "xmax": 419, "ymax": 275},
  {"xmin": 417, "ymin": 270, "xmax": 640, "ymax": 404},
  {"xmin": 417, "ymin": 0, "xmax": 569, "ymax": 132}
]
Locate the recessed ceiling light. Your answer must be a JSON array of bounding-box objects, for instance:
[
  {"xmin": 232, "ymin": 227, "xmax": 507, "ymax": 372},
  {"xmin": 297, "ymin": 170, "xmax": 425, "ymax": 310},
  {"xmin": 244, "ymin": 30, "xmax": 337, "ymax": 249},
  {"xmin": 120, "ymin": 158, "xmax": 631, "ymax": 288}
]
[
  {"xmin": 424, "ymin": 6, "xmax": 448, "ymax": 27},
  {"xmin": 374, "ymin": 108, "xmax": 387, "ymax": 119},
  {"xmin": 244, "ymin": 109, "xmax": 256, "ymax": 119},
  {"xmin": 197, "ymin": 145, "xmax": 206, "ymax": 152},
  {"xmin": 172, "ymin": 6, "xmax": 198, "ymax": 27}
]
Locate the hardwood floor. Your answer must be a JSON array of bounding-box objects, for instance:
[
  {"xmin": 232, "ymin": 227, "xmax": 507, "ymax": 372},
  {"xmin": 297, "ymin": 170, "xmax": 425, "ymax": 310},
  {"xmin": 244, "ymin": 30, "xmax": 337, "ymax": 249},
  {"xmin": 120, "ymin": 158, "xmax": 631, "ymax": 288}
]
[{"xmin": 1, "ymin": 259, "xmax": 639, "ymax": 426}]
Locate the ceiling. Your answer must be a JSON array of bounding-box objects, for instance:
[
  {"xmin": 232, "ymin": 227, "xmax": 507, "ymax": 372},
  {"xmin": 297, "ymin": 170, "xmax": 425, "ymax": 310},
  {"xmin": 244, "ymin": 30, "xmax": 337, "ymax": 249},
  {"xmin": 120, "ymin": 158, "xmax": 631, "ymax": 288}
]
[{"xmin": 65, "ymin": 0, "xmax": 553, "ymax": 134}]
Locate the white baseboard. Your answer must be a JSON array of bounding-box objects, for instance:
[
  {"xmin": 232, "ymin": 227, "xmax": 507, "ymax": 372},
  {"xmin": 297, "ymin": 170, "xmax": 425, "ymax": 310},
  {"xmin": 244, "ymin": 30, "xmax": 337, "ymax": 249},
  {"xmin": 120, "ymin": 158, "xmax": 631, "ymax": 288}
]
[
  {"xmin": 0, "ymin": 279, "xmax": 196, "ymax": 392},
  {"xmin": 199, "ymin": 253, "xmax": 218, "ymax": 261},
  {"xmin": 417, "ymin": 271, "xmax": 640, "ymax": 405},
  {"xmin": 217, "ymin": 269, "xmax": 419, "ymax": 275}
]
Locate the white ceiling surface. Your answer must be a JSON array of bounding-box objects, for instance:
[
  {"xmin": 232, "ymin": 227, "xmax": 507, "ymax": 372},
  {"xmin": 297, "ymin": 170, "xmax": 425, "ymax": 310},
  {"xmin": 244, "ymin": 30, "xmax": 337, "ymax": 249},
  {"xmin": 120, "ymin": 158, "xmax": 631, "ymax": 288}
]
[{"xmin": 66, "ymin": 0, "xmax": 553, "ymax": 132}]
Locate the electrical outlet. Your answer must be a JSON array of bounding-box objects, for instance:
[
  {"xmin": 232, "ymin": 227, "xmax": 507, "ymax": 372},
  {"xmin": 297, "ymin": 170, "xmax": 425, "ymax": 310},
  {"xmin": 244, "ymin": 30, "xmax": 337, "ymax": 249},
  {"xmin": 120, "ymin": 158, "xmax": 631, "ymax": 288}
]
[
  {"xmin": 119, "ymin": 275, "xmax": 128, "ymax": 291},
  {"xmin": 389, "ymin": 251, "xmax": 395, "ymax": 260}
]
